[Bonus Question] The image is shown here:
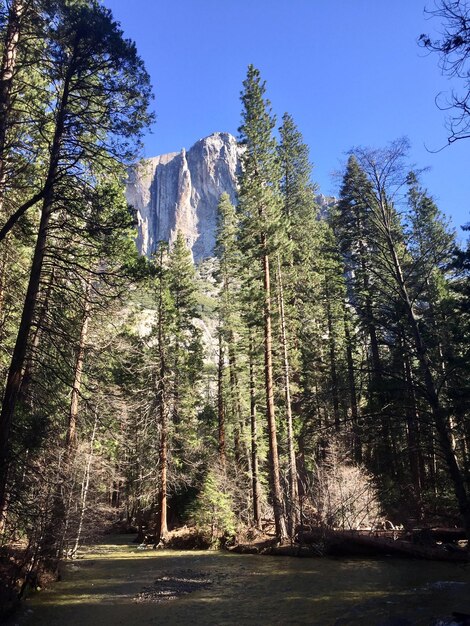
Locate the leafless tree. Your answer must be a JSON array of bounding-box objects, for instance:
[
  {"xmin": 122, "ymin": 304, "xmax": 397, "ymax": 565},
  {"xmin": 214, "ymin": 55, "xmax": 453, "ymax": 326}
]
[{"xmin": 419, "ymin": 0, "xmax": 470, "ymax": 144}]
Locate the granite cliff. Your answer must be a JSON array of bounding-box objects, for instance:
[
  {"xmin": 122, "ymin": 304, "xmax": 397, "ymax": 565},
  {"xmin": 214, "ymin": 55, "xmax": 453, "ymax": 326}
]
[{"xmin": 127, "ymin": 132, "xmax": 241, "ymax": 261}]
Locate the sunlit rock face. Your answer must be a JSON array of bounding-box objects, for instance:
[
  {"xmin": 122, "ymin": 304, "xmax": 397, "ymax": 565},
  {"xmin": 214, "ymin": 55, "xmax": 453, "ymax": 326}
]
[{"xmin": 127, "ymin": 132, "xmax": 241, "ymax": 261}]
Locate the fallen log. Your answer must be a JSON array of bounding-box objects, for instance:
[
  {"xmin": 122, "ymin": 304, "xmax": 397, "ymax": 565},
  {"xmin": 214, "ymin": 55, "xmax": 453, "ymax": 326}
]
[
  {"xmin": 230, "ymin": 542, "xmax": 327, "ymax": 557},
  {"xmin": 412, "ymin": 527, "xmax": 466, "ymax": 543},
  {"xmin": 299, "ymin": 528, "xmax": 469, "ymax": 561}
]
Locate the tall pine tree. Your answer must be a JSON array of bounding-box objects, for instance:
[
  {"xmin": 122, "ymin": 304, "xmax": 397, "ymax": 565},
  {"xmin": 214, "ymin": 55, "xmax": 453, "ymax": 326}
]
[{"xmin": 238, "ymin": 65, "xmax": 287, "ymax": 540}]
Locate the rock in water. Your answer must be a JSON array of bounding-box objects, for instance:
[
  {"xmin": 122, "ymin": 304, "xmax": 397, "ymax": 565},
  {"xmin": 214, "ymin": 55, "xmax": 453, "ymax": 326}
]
[{"xmin": 127, "ymin": 132, "xmax": 241, "ymax": 261}]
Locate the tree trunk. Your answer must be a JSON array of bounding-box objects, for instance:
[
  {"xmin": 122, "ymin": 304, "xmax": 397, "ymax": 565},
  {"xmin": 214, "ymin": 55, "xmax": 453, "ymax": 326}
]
[
  {"xmin": 158, "ymin": 396, "xmax": 168, "ymax": 541},
  {"xmin": 0, "ymin": 200, "xmax": 52, "ymax": 517},
  {"xmin": 228, "ymin": 337, "xmax": 249, "ymax": 469},
  {"xmin": 357, "ymin": 233, "xmax": 382, "ymax": 389},
  {"xmin": 66, "ymin": 277, "xmax": 92, "ymax": 453},
  {"xmin": 249, "ymin": 332, "xmax": 261, "ymax": 530},
  {"xmin": 0, "ymin": 1, "xmax": 47, "ymax": 244},
  {"xmin": 357, "ymin": 235, "xmax": 391, "ymax": 472},
  {"xmin": 42, "ymin": 275, "xmax": 91, "ymax": 558},
  {"xmin": 18, "ymin": 266, "xmax": 55, "ymax": 410},
  {"xmin": 276, "ymin": 256, "xmax": 298, "ymax": 536},
  {"xmin": 325, "ymin": 278, "xmax": 340, "ymax": 431},
  {"xmin": 0, "ymin": 237, "xmax": 9, "ymax": 319},
  {"xmin": 217, "ymin": 330, "xmax": 226, "ymax": 467},
  {"xmin": 407, "ymin": 306, "xmax": 470, "ymax": 538},
  {"xmin": 343, "ymin": 307, "xmax": 361, "ymax": 462},
  {"xmin": 56, "ymin": 465, "xmax": 77, "ymax": 560},
  {"xmin": 70, "ymin": 413, "xmax": 97, "ymax": 558},
  {"xmin": 157, "ymin": 255, "xmax": 168, "ymax": 541},
  {"xmin": 262, "ymin": 242, "xmax": 287, "ymax": 541},
  {"xmin": 403, "ymin": 344, "xmax": 424, "ymax": 516}
]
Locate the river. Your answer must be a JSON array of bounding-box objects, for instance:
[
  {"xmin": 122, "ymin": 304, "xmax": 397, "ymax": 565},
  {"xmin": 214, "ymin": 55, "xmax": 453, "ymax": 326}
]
[{"xmin": 13, "ymin": 535, "xmax": 470, "ymax": 625}]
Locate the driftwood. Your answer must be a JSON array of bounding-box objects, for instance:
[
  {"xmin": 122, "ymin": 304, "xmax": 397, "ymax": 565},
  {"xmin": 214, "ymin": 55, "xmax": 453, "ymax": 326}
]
[{"xmin": 299, "ymin": 528, "xmax": 469, "ymax": 562}]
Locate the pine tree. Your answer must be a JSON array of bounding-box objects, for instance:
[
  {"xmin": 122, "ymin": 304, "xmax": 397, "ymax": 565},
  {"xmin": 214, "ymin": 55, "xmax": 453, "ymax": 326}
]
[
  {"xmin": 238, "ymin": 65, "xmax": 287, "ymax": 540},
  {"xmin": 0, "ymin": 0, "xmax": 153, "ymax": 529},
  {"xmin": 152, "ymin": 242, "xmax": 173, "ymax": 542},
  {"xmin": 405, "ymin": 173, "xmax": 465, "ymax": 507},
  {"xmin": 334, "ymin": 154, "xmax": 396, "ymax": 478},
  {"xmin": 277, "ymin": 113, "xmax": 321, "ymax": 534},
  {"xmin": 168, "ymin": 231, "xmax": 202, "ymax": 425},
  {"xmin": 215, "ymin": 193, "xmax": 246, "ymax": 468},
  {"xmin": 347, "ymin": 140, "xmax": 470, "ymax": 537},
  {"xmin": 278, "ymin": 112, "xmax": 318, "ymax": 266}
]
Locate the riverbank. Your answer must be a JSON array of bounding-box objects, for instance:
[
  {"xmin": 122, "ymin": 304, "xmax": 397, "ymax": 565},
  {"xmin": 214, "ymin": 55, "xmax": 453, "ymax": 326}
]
[
  {"xmin": 8, "ymin": 534, "xmax": 470, "ymax": 625},
  {"xmin": 229, "ymin": 528, "xmax": 468, "ymax": 562}
]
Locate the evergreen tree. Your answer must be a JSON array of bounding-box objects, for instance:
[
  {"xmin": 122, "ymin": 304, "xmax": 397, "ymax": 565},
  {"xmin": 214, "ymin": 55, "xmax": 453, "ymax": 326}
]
[
  {"xmin": 152, "ymin": 241, "xmax": 172, "ymax": 541},
  {"xmin": 145, "ymin": 234, "xmax": 201, "ymax": 541},
  {"xmin": 215, "ymin": 193, "xmax": 238, "ymax": 465},
  {"xmin": 277, "ymin": 113, "xmax": 321, "ymax": 534},
  {"xmin": 215, "ymin": 192, "xmax": 246, "ymax": 468},
  {"xmin": 0, "ymin": 0, "xmax": 152, "ymax": 531},
  {"xmin": 334, "ymin": 154, "xmax": 398, "ymax": 480},
  {"xmin": 343, "ymin": 139, "xmax": 470, "ymax": 537},
  {"xmin": 168, "ymin": 231, "xmax": 203, "ymax": 426},
  {"xmin": 278, "ymin": 112, "xmax": 318, "ymax": 266},
  {"xmin": 238, "ymin": 65, "xmax": 287, "ymax": 540}
]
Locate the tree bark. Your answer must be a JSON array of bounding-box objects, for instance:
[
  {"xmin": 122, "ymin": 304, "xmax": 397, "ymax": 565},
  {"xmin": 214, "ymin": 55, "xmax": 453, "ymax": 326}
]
[
  {"xmin": 276, "ymin": 256, "xmax": 298, "ymax": 536},
  {"xmin": 70, "ymin": 413, "xmax": 97, "ymax": 558},
  {"xmin": 66, "ymin": 277, "xmax": 92, "ymax": 454},
  {"xmin": 343, "ymin": 307, "xmax": 361, "ymax": 462},
  {"xmin": 19, "ymin": 266, "xmax": 55, "ymax": 410},
  {"xmin": 325, "ymin": 278, "xmax": 340, "ymax": 431},
  {"xmin": 157, "ymin": 252, "xmax": 168, "ymax": 541},
  {"xmin": 249, "ymin": 332, "xmax": 261, "ymax": 530},
  {"xmin": 357, "ymin": 232, "xmax": 391, "ymax": 472},
  {"xmin": 217, "ymin": 330, "xmax": 226, "ymax": 467},
  {"xmin": 262, "ymin": 241, "xmax": 287, "ymax": 541},
  {"xmin": 403, "ymin": 343, "xmax": 424, "ymax": 515},
  {"xmin": 0, "ymin": 239, "xmax": 10, "ymax": 331},
  {"xmin": 228, "ymin": 337, "xmax": 250, "ymax": 469}
]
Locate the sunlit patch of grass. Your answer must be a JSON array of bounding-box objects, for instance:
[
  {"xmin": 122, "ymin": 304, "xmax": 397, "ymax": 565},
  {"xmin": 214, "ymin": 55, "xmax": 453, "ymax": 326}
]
[{"xmin": 22, "ymin": 536, "xmax": 470, "ymax": 626}]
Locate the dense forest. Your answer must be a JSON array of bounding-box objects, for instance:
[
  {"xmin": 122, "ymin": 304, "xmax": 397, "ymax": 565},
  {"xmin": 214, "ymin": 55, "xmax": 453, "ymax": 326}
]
[{"xmin": 0, "ymin": 0, "xmax": 469, "ymax": 608}]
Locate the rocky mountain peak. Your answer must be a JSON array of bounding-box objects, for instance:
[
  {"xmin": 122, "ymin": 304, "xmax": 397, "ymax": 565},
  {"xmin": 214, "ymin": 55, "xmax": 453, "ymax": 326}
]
[{"xmin": 127, "ymin": 132, "xmax": 241, "ymax": 261}]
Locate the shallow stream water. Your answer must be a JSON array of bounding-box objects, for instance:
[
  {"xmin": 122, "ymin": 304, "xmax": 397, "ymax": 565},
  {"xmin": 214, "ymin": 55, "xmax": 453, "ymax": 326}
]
[{"xmin": 13, "ymin": 535, "xmax": 470, "ymax": 625}]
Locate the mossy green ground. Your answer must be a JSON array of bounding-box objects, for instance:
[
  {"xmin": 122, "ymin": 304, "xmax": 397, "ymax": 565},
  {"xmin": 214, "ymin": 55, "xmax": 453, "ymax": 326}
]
[{"xmin": 13, "ymin": 535, "xmax": 470, "ymax": 625}]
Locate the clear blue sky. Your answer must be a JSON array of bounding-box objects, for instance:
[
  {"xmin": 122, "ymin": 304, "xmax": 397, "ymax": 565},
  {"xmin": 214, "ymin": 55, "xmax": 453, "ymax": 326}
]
[{"xmin": 106, "ymin": 0, "xmax": 469, "ymax": 236}]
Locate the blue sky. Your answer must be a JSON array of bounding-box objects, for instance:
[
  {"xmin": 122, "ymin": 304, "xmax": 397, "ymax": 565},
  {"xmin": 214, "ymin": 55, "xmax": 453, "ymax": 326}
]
[{"xmin": 106, "ymin": 0, "xmax": 469, "ymax": 237}]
